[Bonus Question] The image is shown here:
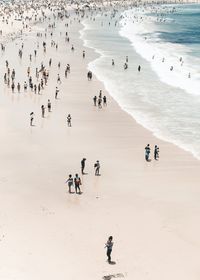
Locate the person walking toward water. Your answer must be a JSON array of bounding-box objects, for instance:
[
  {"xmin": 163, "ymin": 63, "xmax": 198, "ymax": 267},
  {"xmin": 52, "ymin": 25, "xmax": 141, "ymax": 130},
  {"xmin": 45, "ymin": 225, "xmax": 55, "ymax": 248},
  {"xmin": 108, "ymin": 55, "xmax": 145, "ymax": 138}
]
[
  {"xmin": 105, "ymin": 236, "xmax": 113, "ymax": 264},
  {"xmin": 74, "ymin": 174, "xmax": 82, "ymax": 194},
  {"xmin": 81, "ymin": 158, "xmax": 86, "ymax": 174},
  {"xmin": 145, "ymin": 144, "xmax": 151, "ymax": 161},
  {"xmin": 67, "ymin": 114, "xmax": 72, "ymax": 127},
  {"xmin": 94, "ymin": 160, "xmax": 100, "ymax": 175},
  {"xmin": 65, "ymin": 174, "xmax": 73, "ymax": 193},
  {"xmin": 154, "ymin": 145, "xmax": 159, "ymax": 160}
]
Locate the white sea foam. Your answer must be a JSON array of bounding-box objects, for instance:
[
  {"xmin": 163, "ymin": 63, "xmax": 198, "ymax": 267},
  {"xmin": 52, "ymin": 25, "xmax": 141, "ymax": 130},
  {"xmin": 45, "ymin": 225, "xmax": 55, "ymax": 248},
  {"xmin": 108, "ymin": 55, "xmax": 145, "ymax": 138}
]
[
  {"xmin": 119, "ymin": 9, "xmax": 200, "ymax": 96},
  {"xmin": 80, "ymin": 13, "xmax": 200, "ymax": 160}
]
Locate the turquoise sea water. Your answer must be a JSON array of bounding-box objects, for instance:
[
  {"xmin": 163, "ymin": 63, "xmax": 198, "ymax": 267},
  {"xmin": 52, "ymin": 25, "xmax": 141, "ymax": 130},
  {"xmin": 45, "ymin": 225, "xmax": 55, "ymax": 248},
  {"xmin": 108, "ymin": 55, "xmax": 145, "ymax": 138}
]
[{"xmin": 81, "ymin": 4, "xmax": 200, "ymax": 159}]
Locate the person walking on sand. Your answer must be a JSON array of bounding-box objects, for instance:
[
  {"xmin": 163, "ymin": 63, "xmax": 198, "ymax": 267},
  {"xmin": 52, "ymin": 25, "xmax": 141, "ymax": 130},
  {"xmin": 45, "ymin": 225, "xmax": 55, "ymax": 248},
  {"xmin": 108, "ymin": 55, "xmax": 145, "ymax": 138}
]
[
  {"xmin": 98, "ymin": 97, "xmax": 102, "ymax": 109},
  {"xmin": 154, "ymin": 145, "xmax": 159, "ymax": 160},
  {"xmin": 55, "ymin": 87, "xmax": 59, "ymax": 99},
  {"xmin": 74, "ymin": 174, "xmax": 82, "ymax": 194},
  {"xmin": 93, "ymin": 96, "xmax": 97, "ymax": 106},
  {"xmin": 30, "ymin": 112, "xmax": 34, "ymax": 126},
  {"xmin": 94, "ymin": 160, "xmax": 100, "ymax": 176},
  {"xmin": 103, "ymin": 96, "xmax": 107, "ymax": 106},
  {"xmin": 81, "ymin": 158, "xmax": 86, "ymax": 174},
  {"xmin": 47, "ymin": 99, "xmax": 51, "ymax": 112},
  {"xmin": 145, "ymin": 144, "xmax": 151, "ymax": 161},
  {"xmin": 105, "ymin": 236, "xmax": 113, "ymax": 264},
  {"xmin": 41, "ymin": 105, "xmax": 45, "ymax": 118},
  {"xmin": 65, "ymin": 174, "xmax": 73, "ymax": 193},
  {"xmin": 67, "ymin": 114, "xmax": 72, "ymax": 127}
]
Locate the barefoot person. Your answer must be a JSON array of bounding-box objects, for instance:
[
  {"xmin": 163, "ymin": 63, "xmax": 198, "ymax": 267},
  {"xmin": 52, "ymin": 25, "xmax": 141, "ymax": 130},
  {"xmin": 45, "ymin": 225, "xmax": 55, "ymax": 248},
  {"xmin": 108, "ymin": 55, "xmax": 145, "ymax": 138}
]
[
  {"xmin": 30, "ymin": 112, "xmax": 34, "ymax": 126},
  {"xmin": 94, "ymin": 160, "xmax": 100, "ymax": 176},
  {"xmin": 74, "ymin": 174, "xmax": 82, "ymax": 194},
  {"xmin": 154, "ymin": 145, "xmax": 159, "ymax": 160},
  {"xmin": 145, "ymin": 144, "xmax": 151, "ymax": 161},
  {"xmin": 81, "ymin": 158, "xmax": 86, "ymax": 174},
  {"xmin": 65, "ymin": 174, "xmax": 73, "ymax": 193},
  {"xmin": 105, "ymin": 236, "xmax": 114, "ymax": 264},
  {"xmin": 67, "ymin": 114, "xmax": 72, "ymax": 127}
]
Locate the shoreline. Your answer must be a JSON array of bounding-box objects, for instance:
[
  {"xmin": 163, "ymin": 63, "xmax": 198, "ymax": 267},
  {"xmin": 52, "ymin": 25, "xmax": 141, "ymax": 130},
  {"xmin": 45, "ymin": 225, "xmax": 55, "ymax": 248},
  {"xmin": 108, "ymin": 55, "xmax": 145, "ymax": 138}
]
[{"xmin": 81, "ymin": 3, "xmax": 200, "ymax": 161}]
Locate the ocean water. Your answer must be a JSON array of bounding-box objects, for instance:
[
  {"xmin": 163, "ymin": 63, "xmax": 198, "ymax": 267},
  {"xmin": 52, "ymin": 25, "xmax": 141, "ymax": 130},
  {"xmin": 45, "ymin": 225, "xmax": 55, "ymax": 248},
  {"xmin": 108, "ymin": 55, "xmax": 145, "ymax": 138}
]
[{"xmin": 80, "ymin": 4, "xmax": 200, "ymax": 159}]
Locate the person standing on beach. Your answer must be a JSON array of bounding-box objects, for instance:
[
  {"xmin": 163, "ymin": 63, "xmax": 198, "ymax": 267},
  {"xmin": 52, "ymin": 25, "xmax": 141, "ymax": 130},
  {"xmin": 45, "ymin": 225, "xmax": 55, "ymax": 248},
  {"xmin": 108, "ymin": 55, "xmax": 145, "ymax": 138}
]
[
  {"xmin": 93, "ymin": 96, "xmax": 97, "ymax": 106},
  {"xmin": 65, "ymin": 174, "xmax": 73, "ymax": 193},
  {"xmin": 55, "ymin": 87, "xmax": 59, "ymax": 99},
  {"xmin": 67, "ymin": 114, "xmax": 72, "ymax": 127},
  {"xmin": 47, "ymin": 99, "xmax": 51, "ymax": 112},
  {"xmin": 98, "ymin": 97, "xmax": 102, "ymax": 109},
  {"xmin": 154, "ymin": 145, "xmax": 159, "ymax": 160},
  {"xmin": 30, "ymin": 112, "xmax": 34, "ymax": 126},
  {"xmin": 81, "ymin": 158, "xmax": 86, "ymax": 174},
  {"xmin": 145, "ymin": 144, "xmax": 151, "ymax": 161},
  {"xmin": 41, "ymin": 105, "xmax": 45, "ymax": 118},
  {"xmin": 103, "ymin": 96, "xmax": 107, "ymax": 106},
  {"xmin": 74, "ymin": 174, "xmax": 82, "ymax": 194},
  {"xmin": 94, "ymin": 160, "xmax": 100, "ymax": 176},
  {"xmin": 138, "ymin": 65, "xmax": 141, "ymax": 72},
  {"xmin": 105, "ymin": 236, "xmax": 113, "ymax": 263}
]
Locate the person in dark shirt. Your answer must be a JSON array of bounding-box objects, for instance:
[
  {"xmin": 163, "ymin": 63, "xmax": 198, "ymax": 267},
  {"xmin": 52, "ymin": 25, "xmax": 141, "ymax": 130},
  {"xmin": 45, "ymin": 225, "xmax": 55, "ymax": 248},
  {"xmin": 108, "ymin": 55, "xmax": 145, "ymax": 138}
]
[{"xmin": 81, "ymin": 158, "xmax": 86, "ymax": 174}]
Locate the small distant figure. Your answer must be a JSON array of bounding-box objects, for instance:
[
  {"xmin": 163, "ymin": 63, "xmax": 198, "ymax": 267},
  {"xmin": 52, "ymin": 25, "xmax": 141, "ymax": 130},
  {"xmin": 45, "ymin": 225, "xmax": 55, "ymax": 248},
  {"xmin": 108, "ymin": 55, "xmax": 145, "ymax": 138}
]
[
  {"xmin": 55, "ymin": 87, "xmax": 59, "ymax": 99},
  {"xmin": 124, "ymin": 63, "xmax": 128, "ymax": 70},
  {"xmin": 98, "ymin": 97, "xmax": 102, "ymax": 109},
  {"xmin": 105, "ymin": 236, "xmax": 114, "ymax": 264},
  {"xmin": 126, "ymin": 56, "xmax": 128, "ymax": 63},
  {"xmin": 67, "ymin": 114, "xmax": 72, "ymax": 127},
  {"xmin": 112, "ymin": 59, "xmax": 115, "ymax": 66},
  {"xmin": 188, "ymin": 72, "xmax": 191, "ymax": 78},
  {"xmin": 138, "ymin": 65, "xmax": 141, "ymax": 72},
  {"xmin": 103, "ymin": 96, "xmax": 107, "ymax": 106},
  {"xmin": 93, "ymin": 96, "xmax": 97, "ymax": 106},
  {"xmin": 41, "ymin": 105, "xmax": 45, "ymax": 118},
  {"xmin": 57, "ymin": 74, "xmax": 61, "ymax": 83},
  {"xmin": 170, "ymin": 66, "xmax": 173, "ymax": 71},
  {"xmin": 87, "ymin": 71, "xmax": 92, "ymax": 81},
  {"xmin": 154, "ymin": 145, "xmax": 159, "ymax": 160},
  {"xmin": 81, "ymin": 158, "xmax": 86, "ymax": 174},
  {"xmin": 47, "ymin": 99, "xmax": 51, "ymax": 112},
  {"xmin": 83, "ymin": 50, "xmax": 85, "ymax": 58},
  {"xmin": 30, "ymin": 112, "xmax": 34, "ymax": 126},
  {"xmin": 74, "ymin": 174, "xmax": 82, "ymax": 194},
  {"xmin": 94, "ymin": 160, "xmax": 100, "ymax": 176},
  {"xmin": 17, "ymin": 82, "xmax": 20, "ymax": 93},
  {"xmin": 65, "ymin": 174, "xmax": 73, "ymax": 193},
  {"xmin": 145, "ymin": 144, "xmax": 151, "ymax": 161}
]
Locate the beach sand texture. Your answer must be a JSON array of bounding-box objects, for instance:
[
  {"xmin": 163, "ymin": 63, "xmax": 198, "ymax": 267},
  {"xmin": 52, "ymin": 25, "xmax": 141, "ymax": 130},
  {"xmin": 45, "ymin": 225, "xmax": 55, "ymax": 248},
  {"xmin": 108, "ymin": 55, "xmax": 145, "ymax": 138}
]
[{"xmin": 0, "ymin": 1, "xmax": 200, "ymax": 279}]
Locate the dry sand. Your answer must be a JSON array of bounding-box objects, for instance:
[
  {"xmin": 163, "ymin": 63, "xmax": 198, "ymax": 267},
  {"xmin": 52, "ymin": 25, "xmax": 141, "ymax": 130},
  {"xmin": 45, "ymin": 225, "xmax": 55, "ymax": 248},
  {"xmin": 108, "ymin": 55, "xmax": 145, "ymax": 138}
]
[{"xmin": 0, "ymin": 3, "xmax": 200, "ymax": 280}]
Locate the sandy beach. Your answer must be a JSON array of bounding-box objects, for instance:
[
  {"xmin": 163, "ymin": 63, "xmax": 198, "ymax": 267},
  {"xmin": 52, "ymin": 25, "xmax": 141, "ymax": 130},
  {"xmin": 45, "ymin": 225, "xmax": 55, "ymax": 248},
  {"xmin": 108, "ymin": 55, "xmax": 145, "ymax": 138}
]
[{"xmin": 1, "ymin": 1, "xmax": 200, "ymax": 280}]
